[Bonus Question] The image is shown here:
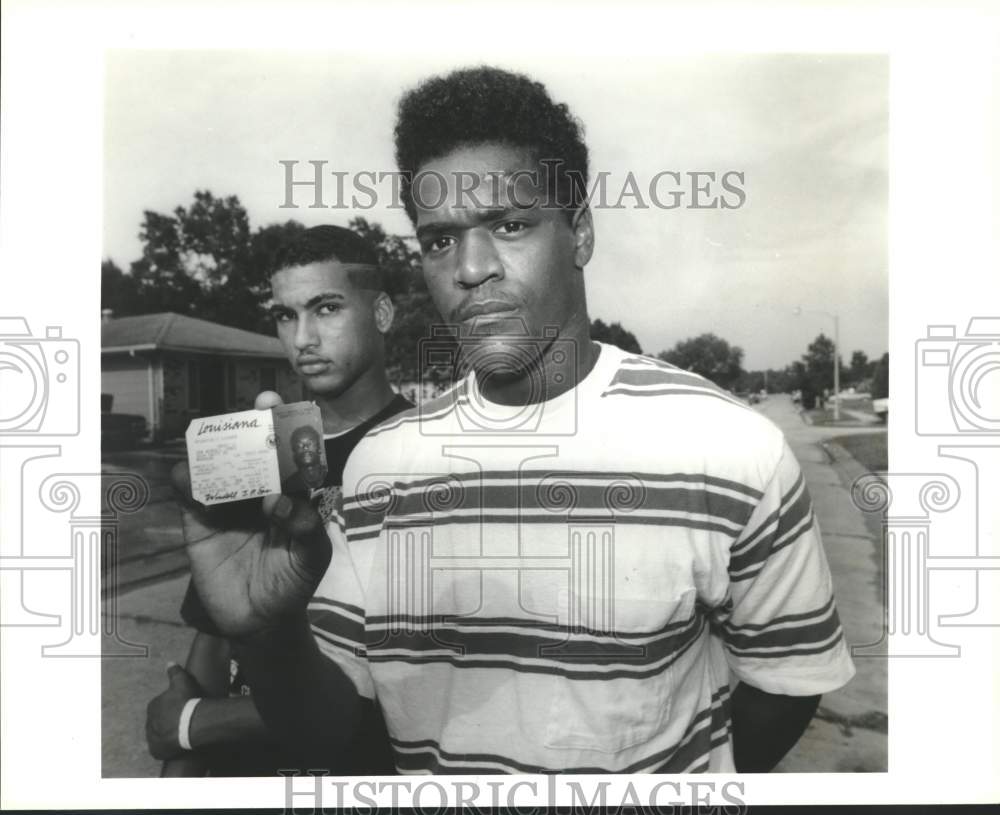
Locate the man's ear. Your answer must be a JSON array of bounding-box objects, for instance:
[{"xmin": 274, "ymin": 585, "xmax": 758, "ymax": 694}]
[
  {"xmin": 373, "ymin": 291, "xmax": 395, "ymax": 334},
  {"xmin": 571, "ymin": 205, "xmax": 595, "ymax": 270}
]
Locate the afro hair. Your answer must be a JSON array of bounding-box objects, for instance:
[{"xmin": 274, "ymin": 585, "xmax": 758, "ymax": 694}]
[{"xmin": 393, "ymin": 66, "xmax": 589, "ymax": 222}]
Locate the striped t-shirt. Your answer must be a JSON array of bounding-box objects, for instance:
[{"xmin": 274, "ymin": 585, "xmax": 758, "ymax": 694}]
[{"xmin": 308, "ymin": 342, "xmax": 855, "ymax": 773}]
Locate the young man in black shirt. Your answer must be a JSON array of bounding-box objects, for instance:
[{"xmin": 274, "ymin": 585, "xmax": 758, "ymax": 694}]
[{"xmin": 145, "ymin": 225, "xmax": 412, "ymax": 776}]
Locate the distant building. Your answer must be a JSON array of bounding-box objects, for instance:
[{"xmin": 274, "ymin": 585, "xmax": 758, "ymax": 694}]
[{"xmin": 101, "ymin": 312, "xmax": 302, "ymax": 442}]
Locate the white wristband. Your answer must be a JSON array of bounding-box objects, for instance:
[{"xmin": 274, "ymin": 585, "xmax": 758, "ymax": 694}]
[{"xmin": 177, "ymin": 697, "xmax": 202, "ymax": 751}]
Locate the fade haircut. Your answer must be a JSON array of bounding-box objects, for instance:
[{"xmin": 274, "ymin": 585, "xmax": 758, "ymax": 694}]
[
  {"xmin": 271, "ymin": 225, "xmax": 384, "ymax": 291},
  {"xmin": 393, "ymin": 66, "xmax": 589, "ymax": 223}
]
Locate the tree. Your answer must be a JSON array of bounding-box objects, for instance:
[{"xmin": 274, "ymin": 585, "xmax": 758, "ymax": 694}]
[
  {"xmin": 790, "ymin": 333, "xmax": 847, "ymax": 410},
  {"xmin": 101, "ymin": 259, "xmax": 142, "ymax": 316},
  {"xmin": 108, "ymin": 191, "xmax": 259, "ymax": 327},
  {"xmin": 590, "ymin": 319, "xmax": 643, "ymax": 354},
  {"xmin": 768, "ymin": 367, "xmax": 797, "ymax": 394},
  {"xmin": 133, "ymin": 191, "xmax": 251, "ymax": 286},
  {"xmin": 789, "ymin": 360, "xmax": 815, "ymax": 408},
  {"xmin": 848, "ymin": 350, "xmax": 870, "ymax": 387},
  {"xmin": 657, "ymin": 333, "xmax": 745, "ymax": 391},
  {"xmin": 871, "ymin": 352, "xmax": 889, "ymax": 400},
  {"xmin": 802, "ymin": 333, "xmax": 845, "ymax": 393}
]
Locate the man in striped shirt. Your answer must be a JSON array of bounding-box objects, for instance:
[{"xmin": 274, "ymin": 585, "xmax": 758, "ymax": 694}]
[{"xmin": 179, "ymin": 65, "xmax": 855, "ymax": 774}]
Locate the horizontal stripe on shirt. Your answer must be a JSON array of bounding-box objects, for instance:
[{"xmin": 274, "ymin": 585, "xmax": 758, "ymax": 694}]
[
  {"xmin": 389, "ymin": 685, "xmax": 732, "ymax": 774},
  {"xmin": 341, "ymin": 470, "xmax": 764, "ymax": 545},
  {"xmin": 363, "ymin": 616, "xmax": 706, "ymax": 678}
]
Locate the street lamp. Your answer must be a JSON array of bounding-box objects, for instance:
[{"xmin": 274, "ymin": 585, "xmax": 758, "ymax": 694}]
[{"xmin": 794, "ymin": 306, "xmax": 841, "ymax": 421}]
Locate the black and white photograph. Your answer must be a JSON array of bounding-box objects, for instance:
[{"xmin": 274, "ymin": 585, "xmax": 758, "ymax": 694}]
[
  {"xmin": 2, "ymin": 1, "xmax": 998, "ymax": 811},
  {"xmin": 274, "ymin": 403, "xmax": 329, "ymax": 496},
  {"xmin": 100, "ymin": 48, "xmax": 889, "ymax": 777}
]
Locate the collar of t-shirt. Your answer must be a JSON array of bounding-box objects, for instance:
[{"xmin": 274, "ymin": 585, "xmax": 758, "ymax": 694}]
[{"xmin": 460, "ymin": 341, "xmax": 621, "ymax": 432}]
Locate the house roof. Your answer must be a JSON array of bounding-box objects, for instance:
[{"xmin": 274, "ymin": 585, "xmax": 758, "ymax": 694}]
[{"xmin": 101, "ymin": 312, "xmax": 287, "ymax": 359}]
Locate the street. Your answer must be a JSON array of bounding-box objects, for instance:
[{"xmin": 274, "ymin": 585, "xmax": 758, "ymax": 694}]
[
  {"xmin": 101, "ymin": 395, "xmax": 887, "ymax": 776},
  {"xmin": 101, "ymin": 446, "xmax": 187, "ymax": 595}
]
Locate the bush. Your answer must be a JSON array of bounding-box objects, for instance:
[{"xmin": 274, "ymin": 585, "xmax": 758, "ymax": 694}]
[{"xmin": 872, "ymin": 353, "xmax": 889, "ymax": 400}]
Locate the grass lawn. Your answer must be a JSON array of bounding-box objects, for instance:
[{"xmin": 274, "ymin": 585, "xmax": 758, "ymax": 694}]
[
  {"xmin": 808, "ymin": 408, "xmax": 872, "ymax": 427},
  {"xmin": 806, "ymin": 395, "xmax": 880, "ymax": 426},
  {"xmin": 833, "ymin": 432, "xmax": 888, "ymax": 472},
  {"xmin": 808, "ymin": 408, "xmax": 840, "ymax": 425},
  {"xmin": 838, "ymin": 395, "xmax": 876, "ymax": 416}
]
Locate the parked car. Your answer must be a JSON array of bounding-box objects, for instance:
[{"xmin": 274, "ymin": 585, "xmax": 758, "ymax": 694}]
[
  {"xmin": 872, "ymin": 398, "xmax": 889, "ymax": 422},
  {"xmin": 101, "ymin": 412, "xmax": 148, "ymax": 450}
]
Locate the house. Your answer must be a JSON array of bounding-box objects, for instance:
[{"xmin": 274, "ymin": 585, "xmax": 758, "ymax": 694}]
[{"xmin": 101, "ymin": 312, "xmax": 303, "ymax": 442}]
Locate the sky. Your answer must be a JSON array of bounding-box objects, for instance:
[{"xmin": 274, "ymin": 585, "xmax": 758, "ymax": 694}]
[{"xmin": 104, "ymin": 51, "xmax": 888, "ymax": 371}]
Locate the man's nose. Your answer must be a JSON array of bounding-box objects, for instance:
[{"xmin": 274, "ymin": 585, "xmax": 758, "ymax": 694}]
[
  {"xmin": 293, "ymin": 314, "xmax": 318, "ymax": 350},
  {"xmin": 456, "ymin": 230, "xmax": 504, "ymax": 288}
]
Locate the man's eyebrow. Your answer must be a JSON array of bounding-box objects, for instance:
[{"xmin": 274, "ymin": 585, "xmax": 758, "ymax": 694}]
[
  {"xmin": 415, "ymin": 207, "xmax": 526, "ymax": 240},
  {"xmin": 304, "ymin": 292, "xmax": 346, "ymax": 309},
  {"xmin": 269, "ymin": 292, "xmax": 346, "ymax": 313}
]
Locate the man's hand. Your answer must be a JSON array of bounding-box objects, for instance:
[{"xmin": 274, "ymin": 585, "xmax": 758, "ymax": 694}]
[
  {"xmin": 173, "ymin": 392, "xmax": 368, "ymax": 766},
  {"xmin": 173, "ymin": 392, "xmax": 332, "ymax": 639},
  {"xmin": 146, "ymin": 662, "xmax": 202, "ymax": 761}
]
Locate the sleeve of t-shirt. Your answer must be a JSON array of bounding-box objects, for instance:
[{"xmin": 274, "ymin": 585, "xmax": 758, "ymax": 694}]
[
  {"xmin": 179, "ymin": 578, "xmax": 222, "ymax": 637},
  {"xmin": 716, "ymin": 440, "xmax": 856, "ymax": 696},
  {"xmin": 306, "ymin": 490, "xmax": 376, "ymax": 700}
]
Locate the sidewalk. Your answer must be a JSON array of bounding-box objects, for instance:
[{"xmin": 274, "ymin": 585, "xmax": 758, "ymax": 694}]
[
  {"xmin": 102, "ymin": 395, "xmax": 888, "ymax": 776},
  {"xmin": 761, "ymin": 395, "xmax": 888, "ymax": 772},
  {"xmin": 102, "ymin": 574, "xmax": 192, "ymax": 777}
]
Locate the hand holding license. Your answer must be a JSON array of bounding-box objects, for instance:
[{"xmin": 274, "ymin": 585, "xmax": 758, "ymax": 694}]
[{"xmin": 185, "ymin": 401, "xmax": 328, "ymax": 506}]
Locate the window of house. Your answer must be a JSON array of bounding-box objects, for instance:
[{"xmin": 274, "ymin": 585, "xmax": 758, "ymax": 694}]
[
  {"xmin": 187, "ymin": 361, "xmax": 199, "ymax": 410},
  {"xmin": 260, "ymin": 365, "xmax": 277, "ymax": 392}
]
